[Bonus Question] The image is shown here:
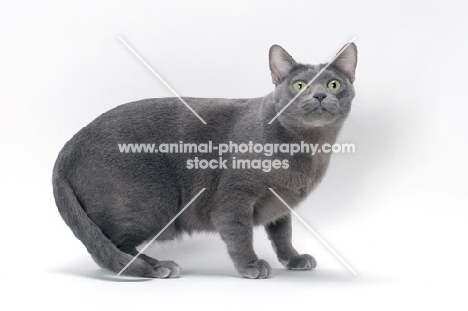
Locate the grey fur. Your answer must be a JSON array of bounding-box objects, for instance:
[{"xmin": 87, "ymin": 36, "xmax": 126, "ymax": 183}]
[{"xmin": 53, "ymin": 43, "xmax": 357, "ymax": 278}]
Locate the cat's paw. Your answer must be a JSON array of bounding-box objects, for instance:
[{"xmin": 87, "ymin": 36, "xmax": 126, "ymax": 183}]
[
  {"xmin": 238, "ymin": 259, "xmax": 271, "ymax": 279},
  {"xmin": 148, "ymin": 265, "xmax": 171, "ymax": 278},
  {"xmin": 149, "ymin": 261, "xmax": 181, "ymax": 278},
  {"xmin": 284, "ymin": 254, "xmax": 317, "ymax": 270},
  {"xmin": 159, "ymin": 260, "xmax": 181, "ymax": 278}
]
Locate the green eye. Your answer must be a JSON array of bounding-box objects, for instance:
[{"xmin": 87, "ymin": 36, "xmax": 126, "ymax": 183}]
[
  {"xmin": 327, "ymin": 80, "xmax": 341, "ymax": 91},
  {"xmin": 292, "ymin": 81, "xmax": 308, "ymax": 92}
]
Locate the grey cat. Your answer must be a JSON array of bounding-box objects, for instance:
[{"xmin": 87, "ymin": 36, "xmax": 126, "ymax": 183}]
[{"xmin": 53, "ymin": 43, "xmax": 357, "ymax": 279}]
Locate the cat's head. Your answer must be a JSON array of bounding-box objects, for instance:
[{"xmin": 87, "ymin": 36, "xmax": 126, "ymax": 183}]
[{"xmin": 269, "ymin": 43, "xmax": 357, "ymax": 129}]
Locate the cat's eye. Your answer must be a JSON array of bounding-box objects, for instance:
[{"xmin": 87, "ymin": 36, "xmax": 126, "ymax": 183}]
[
  {"xmin": 292, "ymin": 81, "xmax": 308, "ymax": 92},
  {"xmin": 327, "ymin": 80, "xmax": 341, "ymax": 91}
]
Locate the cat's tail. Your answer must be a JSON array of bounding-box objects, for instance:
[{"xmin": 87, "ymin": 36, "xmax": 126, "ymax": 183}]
[{"xmin": 52, "ymin": 156, "xmax": 155, "ymax": 278}]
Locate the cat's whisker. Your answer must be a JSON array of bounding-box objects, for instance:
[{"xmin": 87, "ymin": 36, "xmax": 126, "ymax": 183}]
[{"xmin": 297, "ymin": 113, "xmax": 305, "ymax": 130}]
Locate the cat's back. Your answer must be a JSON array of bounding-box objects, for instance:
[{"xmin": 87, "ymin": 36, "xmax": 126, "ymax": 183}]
[
  {"xmin": 54, "ymin": 96, "xmax": 259, "ymax": 177},
  {"xmin": 83, "ymin": 96, "xmax": 254, "ymax": 136}
]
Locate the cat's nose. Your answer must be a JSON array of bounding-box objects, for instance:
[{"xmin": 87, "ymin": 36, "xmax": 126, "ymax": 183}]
[{"xmin": 313, "ymin": 93, "xmax": 327, "ymax": 102}]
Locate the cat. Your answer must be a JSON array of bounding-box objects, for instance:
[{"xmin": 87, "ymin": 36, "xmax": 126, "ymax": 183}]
[{"xmin": 53, "ymin": 43, "xmax": 357, "ymax": 279}]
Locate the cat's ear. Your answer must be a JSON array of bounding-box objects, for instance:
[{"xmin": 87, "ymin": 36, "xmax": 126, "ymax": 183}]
[
  {"xmin": 269, "ymin": 45, "xmax": 297, "ymax": 86},
  {"xmin": 333, "ymin": 43, "xmax": 358, "ymax": 83}
]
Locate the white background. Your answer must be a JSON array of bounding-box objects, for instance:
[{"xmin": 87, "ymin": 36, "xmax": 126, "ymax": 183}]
[{"xmin": 2, "ymin": 0, "xmax": 468, "ymax": 309}]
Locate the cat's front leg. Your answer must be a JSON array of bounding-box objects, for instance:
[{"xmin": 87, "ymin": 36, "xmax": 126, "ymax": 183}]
[
  {"xmin": 212, "ymin": 198, "xmax": 271, "ymax": 279},
  {"xmin": 265, "ymin": 214, "xmax": 317, "ymax": 270}
]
